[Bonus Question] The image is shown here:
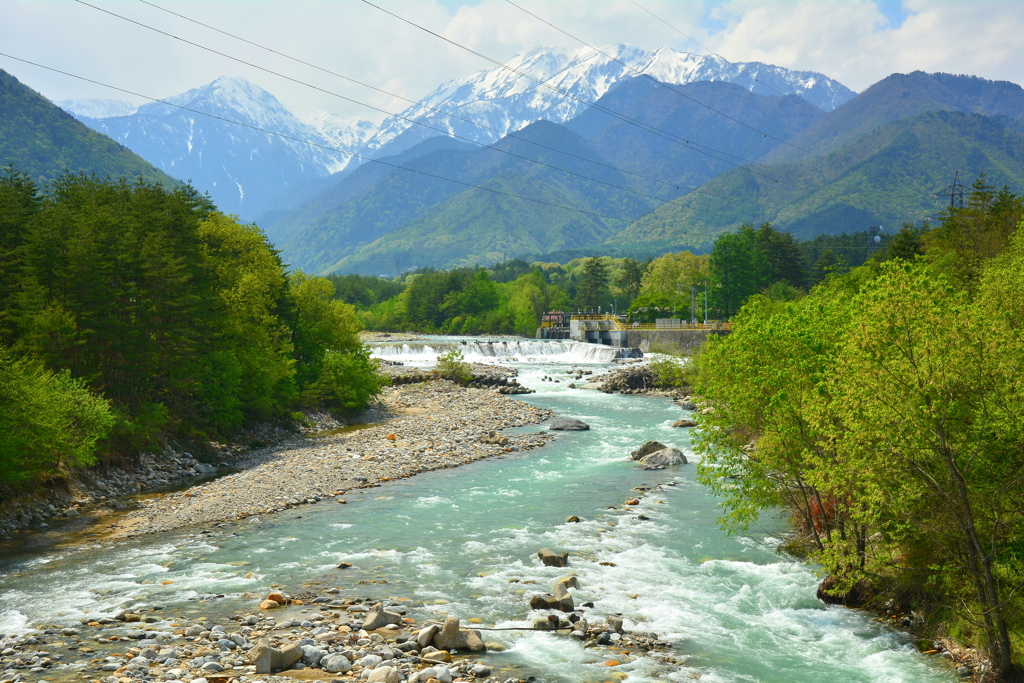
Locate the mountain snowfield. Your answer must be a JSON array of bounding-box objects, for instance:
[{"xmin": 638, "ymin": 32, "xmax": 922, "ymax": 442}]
[
  {"xmin": 61, "ymin": 76, "xmax": 374, "ymax": 219},
  {"xmin": 358, "ymin": 44, "xmax": 856, "ymax": 161},
  {"xmin": 55, "ymin": 98, "xmax": 139, "ymax": 119}
]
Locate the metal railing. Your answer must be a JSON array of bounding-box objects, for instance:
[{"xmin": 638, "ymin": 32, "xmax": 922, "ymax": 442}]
[{"xmin": 569, "ymin": 314, "xmax": 732, "ymax": 332}]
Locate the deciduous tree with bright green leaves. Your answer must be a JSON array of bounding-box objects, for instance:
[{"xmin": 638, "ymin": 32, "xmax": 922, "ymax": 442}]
[{"xmin": 694, "ymin": 220, "xmax": 1024, "ymax": 675}]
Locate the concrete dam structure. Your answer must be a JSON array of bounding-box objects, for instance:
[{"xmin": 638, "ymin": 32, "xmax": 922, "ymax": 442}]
[{"xmin": 539, "ymin": 315, "xmax": 732, "ymax": 355}]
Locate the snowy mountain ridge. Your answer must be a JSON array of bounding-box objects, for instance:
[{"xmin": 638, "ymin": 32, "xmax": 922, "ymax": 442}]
[
  {"xmin": 55, "ymin": 98, "xmax": 138, "ymax": 119},
  {"xmin": 359, "ymin": 43, "xmax": 856, "ymax": 160}
]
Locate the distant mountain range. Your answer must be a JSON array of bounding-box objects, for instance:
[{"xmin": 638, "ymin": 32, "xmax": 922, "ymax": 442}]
[
  {"xmin": 0, "ymin": 70, "xmax": 172, "ymax": 186},
  {"xmin": 610, "ymin": 72, "xmax": 1024, "ymax": 252},
  {"xmin": 56, "ymin": 45, "xmax": 851, "ymax": 225},
  {"xmin": 274, "ymin": 78, "xmax": 825, "ymax": 275},
  {"xmin": 61, "ymin": 77, "xmax": 374, "ymax": 219},
  {"xmin": 44, "ymin": 48, "xmax": 1024, "ymax": 274},
  {"xmin": 358, "ymin": 44, "xmax": 855, "ymax": 162}
]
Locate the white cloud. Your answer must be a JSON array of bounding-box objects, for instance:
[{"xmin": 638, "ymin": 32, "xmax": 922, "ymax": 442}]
[
  {"xmin": 706, "ymin": 0, "xmax": 1024, "ymax": 91},
  {"xmin": 0, "ymin": 0, "xmax": 1021, "ymax": 124}
]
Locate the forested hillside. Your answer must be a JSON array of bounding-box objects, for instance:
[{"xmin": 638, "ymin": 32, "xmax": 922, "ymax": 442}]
[
  {"xmin": 0, "ymin": 169, "xmax": 385, "ymax": 490},
  {"xmin": 0, "ymin": 70, "xmax": 173, "ymax": 186},
  {"xmin": 762, "ymin": 71, "xmax": 1024, "ymax": 163}
]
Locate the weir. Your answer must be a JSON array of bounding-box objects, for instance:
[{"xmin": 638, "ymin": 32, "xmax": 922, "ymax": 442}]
[{"xmin": 369, "ymin": 339, "xmax": 643, "ymax": 363}]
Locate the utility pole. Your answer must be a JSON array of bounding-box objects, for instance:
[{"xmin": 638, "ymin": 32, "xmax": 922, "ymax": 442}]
[
  {"xmin": 704, "ymin": 281, "xmax": 708, "ymax": 325},
  {"xmin": 935, "ymin": 171, "xmax": 966, "ymax": 209}
]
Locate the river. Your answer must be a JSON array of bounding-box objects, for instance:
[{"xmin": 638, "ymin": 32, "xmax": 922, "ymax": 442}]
[{"xmin": 0, "ymin": 338, "xmax": 956, "ymax": 683}]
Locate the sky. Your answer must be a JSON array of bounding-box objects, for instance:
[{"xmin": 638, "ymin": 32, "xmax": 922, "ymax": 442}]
[{"xmin": 2, "ymin": 0, "xmax": 1023, "ymax": 124}]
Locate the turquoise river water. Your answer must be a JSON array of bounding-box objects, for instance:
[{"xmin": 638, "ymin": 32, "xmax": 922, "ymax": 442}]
[{"xmin": 0, "ymin": 339, "xmax": 957, "ymax": 683}]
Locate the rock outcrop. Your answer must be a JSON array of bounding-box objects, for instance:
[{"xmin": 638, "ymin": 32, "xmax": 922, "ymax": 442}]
[
  {"xmin": 550, "ymin": 418, "xmax": 590, "ymax": 431},
  {"xmin": 630, "ymin": 440, "xmax": 667, "ymax": 460},
  {"xmin": 638, "ymin": 447, "xmax": 688, "ymax": 469},
  {"xmin": 538, "ymin": 547, "xmax": 569, "ymax": 566}
]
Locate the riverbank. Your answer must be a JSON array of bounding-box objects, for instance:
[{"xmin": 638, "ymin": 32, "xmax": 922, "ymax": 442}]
[
  {"xmin": 0, "ymin": 361, "xmax": 548, "ymax": 543},
  {"xmin": 108, "ymin": 381, "xmax": 554, "ymax": 539}
]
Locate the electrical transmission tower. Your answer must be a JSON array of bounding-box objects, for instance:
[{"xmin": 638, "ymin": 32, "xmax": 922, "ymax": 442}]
[
  {"xmin": 867, "ymin": 225, "xmax": 884, "ymax": 253},
  {"xmin": 935, "ymin": 171, "xmax": 966, "ymax": 209}
]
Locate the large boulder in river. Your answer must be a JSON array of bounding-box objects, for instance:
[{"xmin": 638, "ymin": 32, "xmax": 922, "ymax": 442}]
[
  {"xmin": 432, "ymin": 616, "xmax": 486, "ymax": 652},
  {"xmin": 550, "ymin": 418, "xmax": 590, "ymax": 431},
  {"xmin": 639, "ymin": 447, "xmax": 687, "ymax": 470},
  {"xmin": 529, "ymin": 585, "xmax": 574, "ymax": 612},
  {"xmin": 361, "ymin": 603, "xmax": 403, "ymax": 631},
  {"xmin": 247, "ymin": 640, "xmax": 304, "ymax": 673},
  {"xmin": 553, "ymin": 581, "xmax": 575, "ymax": 611},
  {"xmin": 672, "ymin": 418, "xmax": 698, "ymax": 428},
  {"xmin": 538, "ymin": 547, "xmax": 569, "ymax": 566},
  {"xmin": 630, "ymin": 440, "xmax": 666, "ymax": 461}
]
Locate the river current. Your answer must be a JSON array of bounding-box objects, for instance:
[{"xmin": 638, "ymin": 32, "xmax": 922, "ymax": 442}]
[{"xmin": 0, "ymin": 338, "xmax": 956, "ymax": 683}]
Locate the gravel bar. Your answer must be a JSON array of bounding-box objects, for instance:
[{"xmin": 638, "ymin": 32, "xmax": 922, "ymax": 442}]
[{"xmin": 116, "ymin": 381, "xmax": 554, "ymax": 537}]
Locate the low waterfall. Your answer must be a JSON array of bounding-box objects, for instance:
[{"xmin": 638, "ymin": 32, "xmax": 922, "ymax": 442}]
[{"xmin": 369, "ymin": 339, "xmax": 641, "ymax": 364}]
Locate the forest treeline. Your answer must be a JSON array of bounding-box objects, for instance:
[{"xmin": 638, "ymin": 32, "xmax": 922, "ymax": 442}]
[
  {"xmin": 690, "ymin": 177, "xmax": 1024, "ymax": 675},
  {"xmin": 330, "ymin": 223, "xmax": 890, "ymax": 334},
  {"xmin": 0, "ymin": 169, "xmax": 386, "ymax": 489}
]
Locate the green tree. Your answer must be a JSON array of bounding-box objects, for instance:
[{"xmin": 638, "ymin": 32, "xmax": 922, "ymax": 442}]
[
  {"xmin": 640, "ymin": 251, "xmax": 709, "ymax": 318},
  {"xmin": 927, "ymin": 175, "xmax": 1023, "ymax": 288},
  {"xmin": 616, "ymin": 257, "xmax": 644, "ymax": 304},
  {"xmin": 754, "ymin": 221, "xmax": 807, "ymax": 289},
  {"xmin": 709, "ymin": 226, "xmax": 768, "ymax": 318},
  {"xmin": 0, "ymin": 349, "xmax": 113, "ymax": 485},
  {"xmin": 196, "ymin": 213, "xmax": 296, "ymax": 429},
  {"xmin": 824, "ymin": 261, "xmax": 1024, "ymax": 674},
  {"xmin": 885, "ymin": 222, "xmax": 926, "ymax": 261},
  {"xmin": 289, "ymin": 271, "xmax": 386, "ymax": 411},
  {"xmin": 577, "ymin": 257, "xmax": 610, "ymax": 310}
]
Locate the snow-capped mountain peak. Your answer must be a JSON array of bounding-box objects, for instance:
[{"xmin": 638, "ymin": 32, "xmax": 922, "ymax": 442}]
[
  {"xmin": 61, "ymin": 76, "xmax": 376, "ymax": 219},
  {"xmin": 361, "ymin": 44, "xmax": 855, "ymax": 159}
]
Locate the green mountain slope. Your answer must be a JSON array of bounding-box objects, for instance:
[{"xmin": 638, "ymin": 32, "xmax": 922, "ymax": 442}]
[
  {"xmin": 0, "ymin": 70, "xmax": 174, "ymax": 186},
  {"xmin": 276, "ymin": 79, "xmax": 822, "ymax": 273},
  {"xmin": 262, "ymin": 136, "xmax": 474, "ymax": 248},
  {"xmin": 328, "ymin": 173, "xmax": 622, "ymax": 275},
  {"xmin": 762, "ymin": 71, "xmax": 1024, "ymax": 164},
  {"xmin": 566, "ymin": 79, "xmax": 820, "ymax": 195},
  {"xmin": 608, "ymin": 110, "xmax": 1024, "ymax": 252},
  {"xmin": 284, "ymin": 120, "xmax": 656, "ymax": 274}
]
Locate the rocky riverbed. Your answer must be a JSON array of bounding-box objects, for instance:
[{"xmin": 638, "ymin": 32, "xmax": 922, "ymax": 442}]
[{"xmin": 0, "ymin": 480, "xmax": 687, "ymax": 683}]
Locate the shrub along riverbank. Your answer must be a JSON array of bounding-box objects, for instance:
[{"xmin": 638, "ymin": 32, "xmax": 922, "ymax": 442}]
[
  {"xmin": 0, "ymin": 169, "xmax": 387, "ymax": 493},
  {"xmin": 688, "ymin": 178, "xmax": 1024, "ymax": 679}
]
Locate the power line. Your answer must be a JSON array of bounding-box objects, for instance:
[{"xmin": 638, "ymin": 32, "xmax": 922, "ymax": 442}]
[
  {"xmin": 628, "ymin": 0, "xmax": 853, "ymax": 134},
  {"xmin": 505, "ymin": 0, "xmax": 822, "ymax": 159},
  {"xmin": 133, "ymin": 0, "xmax": 712, "ymax": 199},
  {"xmin": 72, "ymin": 0, "xmax": 696, "ymax": 208},
  {"xmin": 359, "ymin": 0, "xmax": 804, "ymax": 189},
  {"xmin": 75, "ymin": 0, "xmax": 765, "ymax": 210},
  {"xmin": 0, "ymin": 51, "xmax": 746, "ymax": 226}
]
